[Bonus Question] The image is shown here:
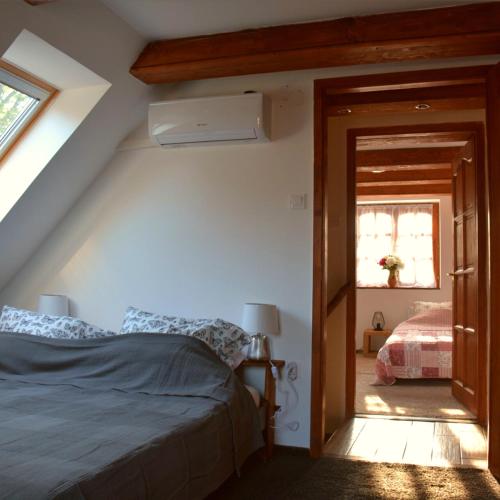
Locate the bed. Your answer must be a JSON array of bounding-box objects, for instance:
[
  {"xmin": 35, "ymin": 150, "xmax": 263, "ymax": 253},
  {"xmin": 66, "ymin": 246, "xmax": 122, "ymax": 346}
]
[
  {"xmin": 0, "ymin": 332, "xmax": 263, "ymax": 499},
  {"xmin": 375, "ymin": 305, "xmax": 453, "ymax": 385}
]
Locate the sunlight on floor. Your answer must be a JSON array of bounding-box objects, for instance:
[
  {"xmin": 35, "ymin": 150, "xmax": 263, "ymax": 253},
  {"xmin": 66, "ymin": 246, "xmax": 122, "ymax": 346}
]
[
  {"xmin": 356, "ymin": 354, "xmax": 473, "ymax": 419},
  {"xmin": 325, "ymin": 417, "xmax": 488, "ymax": 469}
]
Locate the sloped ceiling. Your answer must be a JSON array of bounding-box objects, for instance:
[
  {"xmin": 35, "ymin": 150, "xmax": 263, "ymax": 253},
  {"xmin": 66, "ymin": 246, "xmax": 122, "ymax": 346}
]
[
  {"xmin": 0, "ymin": 0, "xmax": 154, "ymax": 293},
  {"xmin": 101, "ymin": 0, "xmax": 488, "ymax": 40}
]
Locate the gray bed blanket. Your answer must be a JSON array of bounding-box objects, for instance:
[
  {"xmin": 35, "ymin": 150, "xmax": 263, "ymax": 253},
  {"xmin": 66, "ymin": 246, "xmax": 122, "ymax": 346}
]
[{"xmin": 0, "ymin": 332, "xmax": 263, "ymax": 499}]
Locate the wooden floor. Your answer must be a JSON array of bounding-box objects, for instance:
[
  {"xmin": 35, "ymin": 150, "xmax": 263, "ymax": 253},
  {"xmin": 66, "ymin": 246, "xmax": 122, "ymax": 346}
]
[{"xmin": 324, "ymin": 417, "xmax": 488, "ymax": 469}]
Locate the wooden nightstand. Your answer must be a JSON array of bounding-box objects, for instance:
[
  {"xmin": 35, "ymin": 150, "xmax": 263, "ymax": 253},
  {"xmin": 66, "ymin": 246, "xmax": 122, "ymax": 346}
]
[
  {"xmin": 237, "ymin": 359, "xmax": 285, "ymax": 458},
  {"xmin": 363, "ymin": 329, "xmax": 392, "ymax": 357}
]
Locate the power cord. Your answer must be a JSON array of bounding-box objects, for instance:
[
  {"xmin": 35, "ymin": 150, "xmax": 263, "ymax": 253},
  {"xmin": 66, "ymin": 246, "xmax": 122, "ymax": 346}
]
[{"xmin": 272, "ymin": 362, "xmax": 300, "ymax": 432}]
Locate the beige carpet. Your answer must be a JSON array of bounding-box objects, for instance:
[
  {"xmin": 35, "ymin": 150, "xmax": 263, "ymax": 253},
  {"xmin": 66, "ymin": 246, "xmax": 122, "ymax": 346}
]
[
  {"xmin": 211, "ymin": 449, "xmax": 500, "ymax": 499},
  {"xmin": 356, "ymin": 354, "xmax": 474, "ymax": 419}
]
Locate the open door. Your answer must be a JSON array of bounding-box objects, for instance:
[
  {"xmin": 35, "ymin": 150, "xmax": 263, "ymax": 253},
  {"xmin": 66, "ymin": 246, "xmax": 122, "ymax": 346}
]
[
  {"xmin": 451, "ymin": 140, "xmax": 483, "ymax": 418},
  {"xmin": 486, "ymin": 62, "xmax": 500, "ymax": 480}
]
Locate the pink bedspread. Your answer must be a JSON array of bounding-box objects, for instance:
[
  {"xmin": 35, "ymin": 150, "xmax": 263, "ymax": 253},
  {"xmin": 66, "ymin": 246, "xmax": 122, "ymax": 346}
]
[{"xmin": 375, "ymin": 307, "xmax": 452, "ymax": 385}]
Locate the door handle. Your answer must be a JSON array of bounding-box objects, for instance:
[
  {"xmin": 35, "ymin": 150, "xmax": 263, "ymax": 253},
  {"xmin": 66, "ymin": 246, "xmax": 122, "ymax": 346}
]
[
  {"xmin": 447, "ymin": 268, "xmax": 474, "ymax": 278},
  {"xmin": 462, "ymin": 157, "xmax": 473, "ymax": 163}
]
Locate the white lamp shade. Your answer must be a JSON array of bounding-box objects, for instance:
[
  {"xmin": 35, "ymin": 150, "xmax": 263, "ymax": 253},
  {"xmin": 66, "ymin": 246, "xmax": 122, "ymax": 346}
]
[
  {"xmin": 38, "ymin": 294, "xmax": 69, "ymax": 317},
  {"xmin": 242, "ymin": 303, "xmax": 279, "ymax": 334}
]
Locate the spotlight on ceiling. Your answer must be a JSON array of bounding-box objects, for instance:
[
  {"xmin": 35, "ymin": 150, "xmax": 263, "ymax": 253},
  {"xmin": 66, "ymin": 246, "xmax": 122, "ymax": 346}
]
[{"xmin": 415, "ymin": 103, "xmax": 431, "ymax": 110}]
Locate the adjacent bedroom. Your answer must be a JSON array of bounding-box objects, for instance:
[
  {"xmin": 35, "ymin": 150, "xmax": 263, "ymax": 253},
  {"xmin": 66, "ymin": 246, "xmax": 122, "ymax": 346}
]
[
  {"xmin": 348, "ymin": 124, "xmax": 488, "ymax": 467},
  {"xmin": 353, "ymin": 126, "xmax": 483, "ymax": 424},
  {"xmin": 355, "ymin": 198, "xmax": 463, "ymax": 419}
]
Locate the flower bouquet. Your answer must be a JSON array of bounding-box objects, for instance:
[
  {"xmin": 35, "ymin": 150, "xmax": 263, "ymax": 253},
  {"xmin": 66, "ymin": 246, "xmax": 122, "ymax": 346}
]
[{"xmin": 378, "ymin": 255, "xmax": 404, "ymax": 288}]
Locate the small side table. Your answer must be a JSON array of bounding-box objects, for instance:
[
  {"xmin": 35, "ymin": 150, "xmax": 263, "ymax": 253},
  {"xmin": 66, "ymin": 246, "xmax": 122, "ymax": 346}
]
[
  {"xmin": 363, "ymin": 329, "xmax": 392, "ymax": 357},
  {"xmin": 237, "ymin": 359, "xmax": 285, "ymax": 458}
]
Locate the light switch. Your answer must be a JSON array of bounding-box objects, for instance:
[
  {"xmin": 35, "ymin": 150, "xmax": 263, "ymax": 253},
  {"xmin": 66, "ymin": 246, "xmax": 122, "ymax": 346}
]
[{"xmin": 289, "ymin": 194, "xmax": 306, "ymax": 210}]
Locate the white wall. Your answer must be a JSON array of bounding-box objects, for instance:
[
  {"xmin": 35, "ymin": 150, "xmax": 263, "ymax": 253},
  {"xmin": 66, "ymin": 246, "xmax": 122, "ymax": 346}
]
[
  {"xmin": 0, "ymin": 0, "xmax": 154, "ymax": 291},
  {"xmin": 356, "ymin": 195, "xmax": 453, "ymax": 350},
  {"xmin": 1, "ymin": 55, "xmax": 497, "ymax": 448}
]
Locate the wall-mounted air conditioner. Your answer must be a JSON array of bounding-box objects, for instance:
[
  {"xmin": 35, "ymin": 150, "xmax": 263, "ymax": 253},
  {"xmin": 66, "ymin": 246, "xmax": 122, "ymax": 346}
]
[{"xmin": 148, "ymin": 92, "xmax": 269, "ymax": 147}]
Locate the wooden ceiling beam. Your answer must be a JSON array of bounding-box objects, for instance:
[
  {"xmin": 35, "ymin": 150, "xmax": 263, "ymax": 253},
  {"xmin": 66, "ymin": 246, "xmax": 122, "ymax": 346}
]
[
  {"xmin": 357, "ymin": 168, "xmax": 452, "ymax": 183},
  {"xmin": 357, "ymin": 183, "xmax": 452, "ymax": 196},
  {"xmin": 356, "ymin": 148, "xmax": 461, "ymax": 167},
  {"xmin": 327, "ymin": 83, "xmax": 484, "ymax": 107},
  {"xmin": 323, "ymin": 66, "xmax": 490, "ymax": 94},
  {"xmin": 328, "ymin": 96, "xmax": 485, "ymax": 115},
  {"xmin": 357, "ymin": 136, "xmax": 469, "ymax": 149},
  {"xmin": 327, "ymin": 83, "xmax": 485, "ymax": 115},
  {"xmin": 357, "ymin": 163, "xmax": 451, "ymax": 172},
  {"xmin": 130, "ymin": 3, "xmax": 500, "ymax": 84},
  {"xmin": 357, "ymin": 179, "xmax": 451, "ymax": 187}
]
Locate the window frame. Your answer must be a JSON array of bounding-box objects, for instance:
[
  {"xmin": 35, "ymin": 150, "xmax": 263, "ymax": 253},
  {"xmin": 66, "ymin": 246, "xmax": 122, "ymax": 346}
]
[
  {"xmin": 356, "ymin": 201, "xmax": 441, "ymax": 290},
  {"xmin": 0, "ymin": 59, "xmax": 58, "ymax": 163}
]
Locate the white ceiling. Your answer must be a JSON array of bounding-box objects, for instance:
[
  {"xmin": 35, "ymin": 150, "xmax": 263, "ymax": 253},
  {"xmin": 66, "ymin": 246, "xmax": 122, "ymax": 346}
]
[{"xmin": 100, "ymin": 0, "xmax": 489, "ymax": 40}]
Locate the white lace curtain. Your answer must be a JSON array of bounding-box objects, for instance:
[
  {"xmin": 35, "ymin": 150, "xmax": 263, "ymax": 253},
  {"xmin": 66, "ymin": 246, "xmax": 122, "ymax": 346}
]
[{"xmin": 356, "ymin": 203, "xmax": 436, "ymax": 288}]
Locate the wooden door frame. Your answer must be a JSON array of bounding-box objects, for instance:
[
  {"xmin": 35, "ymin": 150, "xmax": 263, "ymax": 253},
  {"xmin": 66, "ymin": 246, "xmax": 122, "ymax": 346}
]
[{"xmin": 311, "ymin": 65, "xmax": 496, "ymax": 461}]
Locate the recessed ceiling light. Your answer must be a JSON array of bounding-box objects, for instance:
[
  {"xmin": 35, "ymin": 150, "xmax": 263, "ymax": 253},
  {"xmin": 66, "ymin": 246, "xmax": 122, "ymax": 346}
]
[
  {"xmin": 337, "ymin": 108, "xmax": 352, "ymax": 115},
  {"xmin": 415, "ymin": 103, "xmax": 431, "ymax": 110}
]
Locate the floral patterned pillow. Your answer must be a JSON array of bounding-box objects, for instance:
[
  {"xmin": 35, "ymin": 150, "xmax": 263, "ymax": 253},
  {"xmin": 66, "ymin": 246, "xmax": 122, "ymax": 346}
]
[
  {"xmin": 0, "ymin": 305, "xmax": 115, "ymax": 339},
  {"xmin": 120, "ymin": 306, "xmax": 250, "ymax": 369}
]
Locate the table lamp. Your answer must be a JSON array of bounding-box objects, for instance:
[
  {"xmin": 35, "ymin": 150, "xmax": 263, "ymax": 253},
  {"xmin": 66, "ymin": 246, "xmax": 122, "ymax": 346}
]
[
  {"xmin": 38, "ymin": 294, "xmax": 69, "ymax": 317},
  {"xmin": 242, "ymin": 303, "xmax": 279, "ymax": 360}
]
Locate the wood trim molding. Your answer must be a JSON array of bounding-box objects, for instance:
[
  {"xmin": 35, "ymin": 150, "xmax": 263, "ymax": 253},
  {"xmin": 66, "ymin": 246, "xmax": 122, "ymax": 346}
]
[
  {"xmin": 345, "ymin": 131, "xmax": 357, "ymax": 420},
  {"xmin": 326, "ymin": 282, "xmax": 351, "ymax": 317},
  {"xmin": 310, "ymin": 79, "xmax": 328, "ymax": 458},
  {"xmin": 0, "ymin": 59, "xmax": 55, "ymax": 94},
  {"xmin": 130, "ymin": 3, "xmax": 500, "ymax": 83},
  {"xmin": 486, "ymin": 63, "xmax": 500, "ymax": 479},
  {"xmin": 432, "ymin": 202, "xmax": 441, "ymax": 289}
]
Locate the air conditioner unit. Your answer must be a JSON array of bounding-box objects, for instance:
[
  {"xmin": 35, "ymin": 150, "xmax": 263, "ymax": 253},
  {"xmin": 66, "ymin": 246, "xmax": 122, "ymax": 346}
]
[{"xmin": 148, "ymin": 93, "xmax": 269, "ymax": 147}]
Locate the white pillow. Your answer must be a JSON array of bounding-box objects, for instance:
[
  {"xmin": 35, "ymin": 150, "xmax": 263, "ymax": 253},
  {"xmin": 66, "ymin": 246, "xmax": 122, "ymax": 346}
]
[
  {"xmin": 410, "ymin": 301, "xmax": 452, "ymax": 317},
  {"xmin": 0, "ymin": 305, "xmax": 115, "ymax": 339},
  {"xmin": 120, "ymin": 306, "xmax": 250, "ymax": 369}
]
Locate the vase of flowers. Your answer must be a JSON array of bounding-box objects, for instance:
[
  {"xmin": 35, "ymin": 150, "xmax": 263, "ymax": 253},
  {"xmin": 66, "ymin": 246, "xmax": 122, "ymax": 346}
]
[{"xmin": 378, "ymin": 255, "xmax": 404, "ymax": 288}]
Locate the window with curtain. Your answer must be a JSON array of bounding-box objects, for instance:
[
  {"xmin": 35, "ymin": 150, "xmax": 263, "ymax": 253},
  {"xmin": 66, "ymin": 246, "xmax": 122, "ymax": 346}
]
[{"xmin": 356, "ymin": 202, "xmax": 439, "ymax": 288}]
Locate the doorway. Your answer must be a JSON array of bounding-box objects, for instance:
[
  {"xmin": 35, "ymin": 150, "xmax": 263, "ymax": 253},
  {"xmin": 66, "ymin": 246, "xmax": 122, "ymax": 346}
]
[
  {"xmin": 310, "ymin": 65, "xmax": 500, "ymax": 479},
  {"xmin": 351, "ymin": 124, "xmax": 486, "ymax": 424},
  {"xmin": 326, "ymin": 122, "xmax": 488, "ymax": 468}
]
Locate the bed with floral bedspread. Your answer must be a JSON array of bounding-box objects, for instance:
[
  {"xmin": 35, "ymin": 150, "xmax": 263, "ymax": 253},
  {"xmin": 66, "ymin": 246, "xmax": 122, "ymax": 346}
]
[{"xmin": 375, "ymin": 307, "xmax": 453, "ymax": 385}]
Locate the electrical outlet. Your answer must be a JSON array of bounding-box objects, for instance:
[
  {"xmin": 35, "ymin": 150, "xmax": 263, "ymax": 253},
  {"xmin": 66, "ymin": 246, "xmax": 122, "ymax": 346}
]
[{"xmin": 287, "ymin": 362, "xmax": 298, "ymax": 381}]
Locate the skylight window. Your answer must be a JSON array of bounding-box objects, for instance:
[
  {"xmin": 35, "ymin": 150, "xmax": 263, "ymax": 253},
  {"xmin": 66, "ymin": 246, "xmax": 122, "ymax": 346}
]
[{"xmin": 0, "ymin": 60, "xmax": 56, "ymax": 160}]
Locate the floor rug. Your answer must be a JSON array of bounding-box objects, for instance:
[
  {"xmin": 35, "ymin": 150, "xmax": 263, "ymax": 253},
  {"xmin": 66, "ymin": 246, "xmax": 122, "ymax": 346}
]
[{"xmin": 211, "ymin": 449, "xmax": 500, "ymax": 499}]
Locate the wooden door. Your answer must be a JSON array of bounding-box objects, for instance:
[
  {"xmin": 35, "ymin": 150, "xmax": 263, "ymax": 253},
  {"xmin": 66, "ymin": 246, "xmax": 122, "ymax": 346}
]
[
  {"xmin": 451, "ymin": 140, "xmax": 482, "ymax": 417},
  {"xmin": 486, "ymin": 62, "xmax": 500, "ymax": 480}
]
